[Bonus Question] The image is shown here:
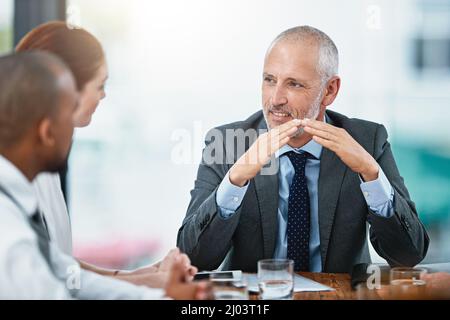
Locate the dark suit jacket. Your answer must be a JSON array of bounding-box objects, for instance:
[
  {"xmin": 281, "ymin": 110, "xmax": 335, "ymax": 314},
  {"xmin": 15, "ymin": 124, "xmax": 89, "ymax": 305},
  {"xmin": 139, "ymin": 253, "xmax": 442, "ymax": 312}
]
[{"xmin": 177, "ymin": 110, "xmax": 429, "ymax": 273}]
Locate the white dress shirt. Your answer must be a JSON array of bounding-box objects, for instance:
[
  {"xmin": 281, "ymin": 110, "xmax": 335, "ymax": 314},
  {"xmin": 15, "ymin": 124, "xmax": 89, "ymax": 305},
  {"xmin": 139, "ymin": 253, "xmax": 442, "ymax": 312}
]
[
  {"xmin": 0, "ymin": 155, "xmax": 164, "ymax": 300},
  {"xmin": 33, "ymin": 173, "xmax": 73, "ymax": 255}
]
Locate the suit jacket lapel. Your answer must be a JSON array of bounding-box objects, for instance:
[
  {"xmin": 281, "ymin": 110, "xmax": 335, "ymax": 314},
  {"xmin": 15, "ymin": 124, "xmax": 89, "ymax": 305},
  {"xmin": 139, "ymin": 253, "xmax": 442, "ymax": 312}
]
[
  {"xmin": 253, "ymin": 117, "xmax": 279, "ymax": 258},
  {"xmin": 318, "ymin": 113, "xmax": 348, "ymax": 269},
  {"xmin": 254, "ymin": 168, "xmax": 279, "ymax": 259}
]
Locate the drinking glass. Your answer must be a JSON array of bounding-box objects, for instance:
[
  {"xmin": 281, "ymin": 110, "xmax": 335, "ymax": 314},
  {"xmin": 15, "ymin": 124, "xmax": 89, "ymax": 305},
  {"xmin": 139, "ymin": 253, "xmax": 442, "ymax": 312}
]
[
  {"xmin": 258, "ymin": 259, "xmax": 294, "ymax": 300},
  {"xmin": 389, "ymin": 267, "xmax": 427, "ymax": 299}
]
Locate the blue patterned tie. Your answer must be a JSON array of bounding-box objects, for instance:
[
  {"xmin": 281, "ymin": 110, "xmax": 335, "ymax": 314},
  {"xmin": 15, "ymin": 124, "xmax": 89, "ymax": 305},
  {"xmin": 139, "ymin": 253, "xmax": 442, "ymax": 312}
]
[{"xmin": 285, "ymin": 151, "xmax": 311, "ymax": 272}]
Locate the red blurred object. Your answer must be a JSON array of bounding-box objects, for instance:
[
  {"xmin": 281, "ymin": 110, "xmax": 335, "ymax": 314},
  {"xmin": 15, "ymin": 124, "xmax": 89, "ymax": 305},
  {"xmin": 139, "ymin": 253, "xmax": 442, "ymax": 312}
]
[{"xmin": 73, "ymin": 235, "xmax": 161, "ymax": 269}]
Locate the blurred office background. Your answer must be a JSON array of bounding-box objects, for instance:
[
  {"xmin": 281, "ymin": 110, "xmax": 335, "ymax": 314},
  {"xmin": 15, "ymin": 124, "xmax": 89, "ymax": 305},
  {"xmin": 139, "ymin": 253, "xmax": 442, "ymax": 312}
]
[{"xmin": 1, "ymin": 0, "xmax": 449, "ymax": 269}]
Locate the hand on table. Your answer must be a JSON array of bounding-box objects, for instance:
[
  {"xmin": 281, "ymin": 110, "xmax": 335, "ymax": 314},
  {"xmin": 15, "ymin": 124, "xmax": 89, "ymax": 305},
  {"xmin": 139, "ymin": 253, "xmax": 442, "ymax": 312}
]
[
  {"xmin": 165, "ymin": 258, "xmax": 212, "ymax": 300},
  {"xmin": 123, "ymin": 248, "xmax": 197, "ymax": 288}
]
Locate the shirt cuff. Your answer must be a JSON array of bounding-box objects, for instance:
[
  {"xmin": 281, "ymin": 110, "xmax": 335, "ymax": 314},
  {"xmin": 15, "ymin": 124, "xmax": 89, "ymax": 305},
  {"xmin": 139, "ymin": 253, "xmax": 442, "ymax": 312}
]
[
  {"xmin": 359, "ymin": 166, "xmax": 394, "ymax": 218},
  {"xmin": 141, "ymin": 288, "xmax": 166, "ymax": 300},
  {"xmin": 216, "ymin": 171, "xmax": 249, "ymax": 219}
]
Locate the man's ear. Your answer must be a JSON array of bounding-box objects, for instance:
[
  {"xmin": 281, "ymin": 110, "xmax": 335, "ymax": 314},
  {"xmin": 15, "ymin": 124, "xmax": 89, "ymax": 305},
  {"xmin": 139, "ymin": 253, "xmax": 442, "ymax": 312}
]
[
  {"xmin": 37, "ymin": 118, "xmax": 56, "ymax": 148},
  {"xmin": 321, "ymin": 76, "xmax": 341, "ymax": 107}
]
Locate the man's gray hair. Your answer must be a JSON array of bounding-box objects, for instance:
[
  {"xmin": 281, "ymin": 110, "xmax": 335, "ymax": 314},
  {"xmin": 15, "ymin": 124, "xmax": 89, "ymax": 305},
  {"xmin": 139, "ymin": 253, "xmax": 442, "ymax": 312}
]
[{"xmin": 270, "ymin": 25, "xmax": 339, "ymax": 82}]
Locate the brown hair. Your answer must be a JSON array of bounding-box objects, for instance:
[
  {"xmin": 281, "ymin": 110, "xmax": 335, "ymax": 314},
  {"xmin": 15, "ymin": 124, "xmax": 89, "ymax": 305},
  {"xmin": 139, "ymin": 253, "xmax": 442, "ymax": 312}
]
[{"xmin": 16, "ymin": 21, "xmax": 105, "ymax": 91}]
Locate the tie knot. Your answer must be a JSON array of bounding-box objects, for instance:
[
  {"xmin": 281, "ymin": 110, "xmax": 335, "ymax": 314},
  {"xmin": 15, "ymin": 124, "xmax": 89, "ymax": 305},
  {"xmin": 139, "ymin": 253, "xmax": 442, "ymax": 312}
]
[{"xmin": 285, "ymin": 151, "xmax": 311, "ymax": 172}]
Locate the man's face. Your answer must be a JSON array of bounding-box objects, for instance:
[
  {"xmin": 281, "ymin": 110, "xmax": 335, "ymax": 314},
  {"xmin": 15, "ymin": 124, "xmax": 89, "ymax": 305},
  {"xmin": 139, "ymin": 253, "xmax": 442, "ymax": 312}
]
[
  {"xmin": 262, "ymin": 40, "xmax": 325, "ymax": 131},
  {"xmin": 44, "ymin": 69, "xmax": 78, "ymax": 173}
]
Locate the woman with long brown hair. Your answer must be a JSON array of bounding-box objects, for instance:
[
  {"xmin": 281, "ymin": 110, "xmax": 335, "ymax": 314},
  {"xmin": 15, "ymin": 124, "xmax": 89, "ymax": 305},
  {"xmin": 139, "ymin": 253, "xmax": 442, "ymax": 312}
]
[
  {"xmin": 16, "ymin": 21, "xmax": 108, "ymax": 255},
  {"xmin": 16, "ymin": 21, "xmax": 198, "ymax": 291}
]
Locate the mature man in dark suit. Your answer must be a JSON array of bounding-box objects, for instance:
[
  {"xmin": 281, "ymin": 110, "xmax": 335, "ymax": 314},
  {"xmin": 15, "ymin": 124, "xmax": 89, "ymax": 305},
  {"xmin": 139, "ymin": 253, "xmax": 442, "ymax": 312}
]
[{"xmin": 177, "ymin": 26, "xmax": 429, "ymax": 273}]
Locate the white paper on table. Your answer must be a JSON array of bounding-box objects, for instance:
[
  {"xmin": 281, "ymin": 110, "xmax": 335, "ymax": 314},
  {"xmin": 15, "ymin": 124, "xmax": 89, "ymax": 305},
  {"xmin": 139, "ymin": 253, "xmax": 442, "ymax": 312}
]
[{"xmin": 245, "ymin": 274, "xmax": 335, "ymax": 293}]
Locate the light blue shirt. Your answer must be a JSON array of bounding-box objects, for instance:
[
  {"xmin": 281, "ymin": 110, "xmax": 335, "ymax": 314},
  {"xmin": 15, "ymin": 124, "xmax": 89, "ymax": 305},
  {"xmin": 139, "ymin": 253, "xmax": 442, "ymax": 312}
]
[{"xmin": 216, "ymin": 139, "xmax": 394, "ymax": 272}]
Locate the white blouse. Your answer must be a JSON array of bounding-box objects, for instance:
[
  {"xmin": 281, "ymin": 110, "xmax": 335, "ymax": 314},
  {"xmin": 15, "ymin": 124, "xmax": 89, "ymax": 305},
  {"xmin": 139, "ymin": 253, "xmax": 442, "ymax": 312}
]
[{"xmin": 33, "ymin": 172, "xmax": 73, "ymax": 255}]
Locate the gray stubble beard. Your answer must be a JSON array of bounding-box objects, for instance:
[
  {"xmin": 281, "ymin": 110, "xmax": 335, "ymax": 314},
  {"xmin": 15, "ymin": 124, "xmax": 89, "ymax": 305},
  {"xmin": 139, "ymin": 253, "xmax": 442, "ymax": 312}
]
[{"xmin": 263, "ymin": 87, "xmax": 324, "ymax": 138}]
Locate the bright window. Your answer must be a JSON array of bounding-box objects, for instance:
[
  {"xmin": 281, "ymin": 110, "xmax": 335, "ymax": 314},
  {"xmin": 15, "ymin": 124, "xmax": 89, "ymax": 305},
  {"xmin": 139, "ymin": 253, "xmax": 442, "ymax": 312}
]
[
  {"xmin": 65, "ymin": 0, "xmax": 450, "ymax": 268},
  {"xmin": 0, "ymin": 0, "xmax": 13, "ymax": 54}
]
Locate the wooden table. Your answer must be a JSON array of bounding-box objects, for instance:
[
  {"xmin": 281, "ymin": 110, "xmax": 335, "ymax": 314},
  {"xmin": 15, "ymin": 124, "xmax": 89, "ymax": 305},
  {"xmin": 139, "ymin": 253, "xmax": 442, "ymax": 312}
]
[
  {"xmin": 293, "ymin": 272, "xmax": 355, "ymax": 300},
  {"xmin": 249, "ymin": 272, "xmax": 450, "ymax": 300},
  {"xmin": 250, "ymin": 272, "xmax": 356, "ymax": 300}
]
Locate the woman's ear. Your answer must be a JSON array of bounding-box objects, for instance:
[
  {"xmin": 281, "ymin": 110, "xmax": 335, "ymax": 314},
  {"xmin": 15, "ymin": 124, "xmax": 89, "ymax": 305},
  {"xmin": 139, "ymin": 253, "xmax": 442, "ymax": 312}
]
[
  {"xmin": 37, "ymin": 118, "xmax": 56, "ymax": 148},
  {"xmin": 321, "ymin": 76, "xmax": 341, "ymax": 107}
]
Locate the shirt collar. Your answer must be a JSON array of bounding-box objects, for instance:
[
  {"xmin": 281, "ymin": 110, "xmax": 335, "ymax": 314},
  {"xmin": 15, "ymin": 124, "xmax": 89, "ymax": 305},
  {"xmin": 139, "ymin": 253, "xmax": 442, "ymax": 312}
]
[
  {"xmin": 0, "ymin": 155, "xmax": 38, "ymax": 216},
  {"xmin": 276, "ymin": 138, "xmax": 323, "ymax": 160}
]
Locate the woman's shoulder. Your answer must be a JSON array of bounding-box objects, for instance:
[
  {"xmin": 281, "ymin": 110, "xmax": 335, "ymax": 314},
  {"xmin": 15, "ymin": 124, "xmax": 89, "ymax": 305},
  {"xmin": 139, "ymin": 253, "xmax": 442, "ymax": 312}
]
[{"xmin": 32, "ymin": 172, "xmax": 72, "ymax": 255}]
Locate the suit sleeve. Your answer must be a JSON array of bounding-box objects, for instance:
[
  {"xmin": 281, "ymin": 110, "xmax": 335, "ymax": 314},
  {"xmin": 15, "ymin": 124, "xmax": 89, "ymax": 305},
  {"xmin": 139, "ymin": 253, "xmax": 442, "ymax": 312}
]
[
  {"xmin": 176, "ymin": 129, "xmax": 247, "ymax": 271},
  {"xmin": 367, "ymin": 124, "xmax": 429, "ymax": 267}
]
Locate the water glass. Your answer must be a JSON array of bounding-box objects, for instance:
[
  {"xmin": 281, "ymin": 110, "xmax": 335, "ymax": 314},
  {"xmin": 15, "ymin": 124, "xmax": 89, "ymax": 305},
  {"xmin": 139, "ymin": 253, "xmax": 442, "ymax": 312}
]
[
  {"xmin": 258, "ymin": 259, "xmax": 294, "ymax": 300},
  {"xmin": 389, "ymin": 267, "xmax": 427, "ymax": 299}
]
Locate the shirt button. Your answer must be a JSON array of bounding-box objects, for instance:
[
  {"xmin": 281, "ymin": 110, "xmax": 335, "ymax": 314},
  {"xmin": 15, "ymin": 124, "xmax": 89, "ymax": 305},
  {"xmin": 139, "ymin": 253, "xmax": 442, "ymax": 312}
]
[
  {"xmin": 233, "ymin": 196, "xmax": 239, "ymax": 202},
  {"xmin": 364, "ymin": 192, "xmax": 370, "ymax": 198}
]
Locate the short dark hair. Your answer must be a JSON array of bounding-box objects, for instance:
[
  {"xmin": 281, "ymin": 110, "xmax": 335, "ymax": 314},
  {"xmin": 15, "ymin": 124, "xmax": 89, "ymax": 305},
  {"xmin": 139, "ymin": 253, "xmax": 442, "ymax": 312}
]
[{"xmin": 0, "ymin": 51, "xmax": 72, "ymax": 148}]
